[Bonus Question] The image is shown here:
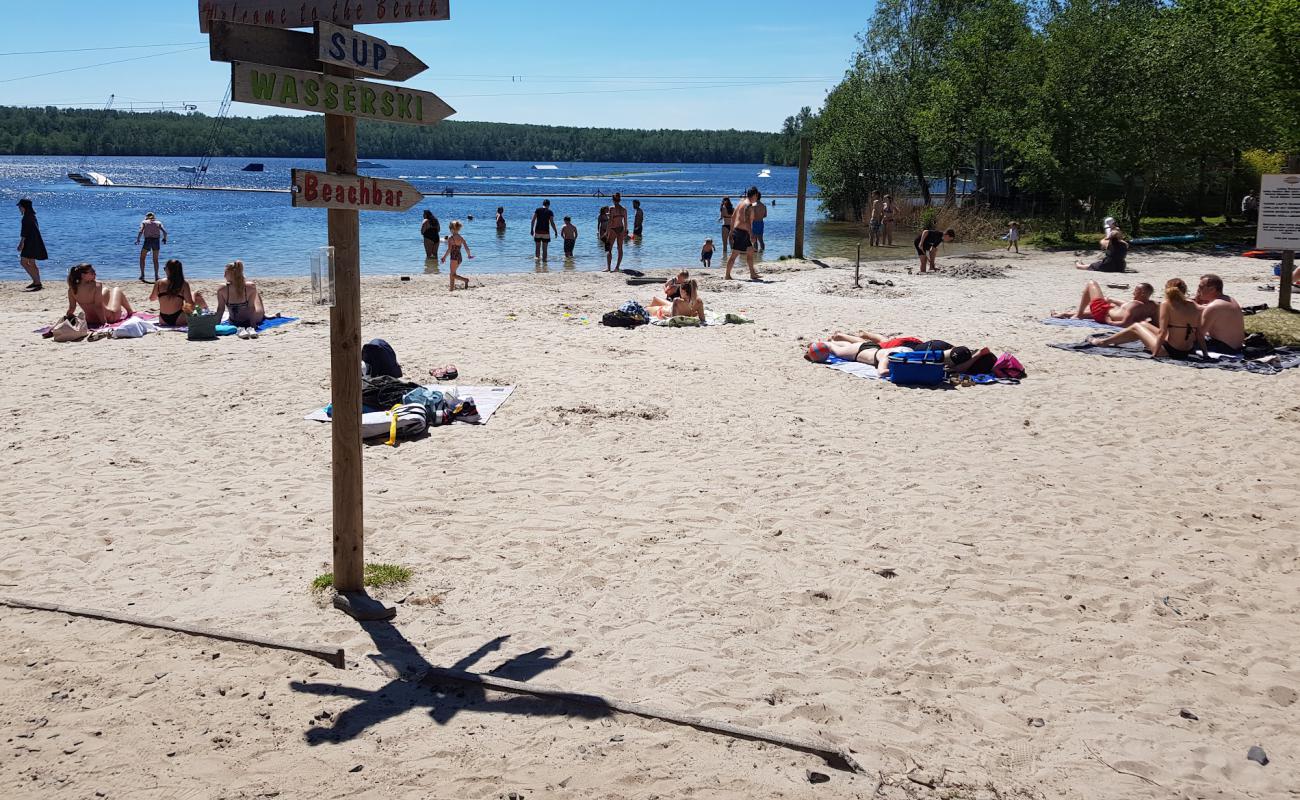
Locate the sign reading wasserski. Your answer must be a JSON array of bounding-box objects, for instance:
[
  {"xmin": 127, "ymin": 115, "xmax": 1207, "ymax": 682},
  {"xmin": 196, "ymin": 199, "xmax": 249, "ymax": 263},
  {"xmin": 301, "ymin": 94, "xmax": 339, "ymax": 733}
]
[
  {"xmin": 199, "ymin": 0, "xmax": 450, "ymax": 33},
  {"xmin": 231, "ymin": 62, "xmax": 454, "ymax": 125},
  {"xmin": 292, "ymin": 169, "xmax": 423, "ymax": 212}
]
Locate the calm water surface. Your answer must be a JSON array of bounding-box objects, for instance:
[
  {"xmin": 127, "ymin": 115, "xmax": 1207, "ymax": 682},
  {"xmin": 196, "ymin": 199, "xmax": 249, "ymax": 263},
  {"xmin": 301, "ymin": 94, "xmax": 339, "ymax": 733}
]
[{"xmin": 0, "ymin": 155, "xmax": 973, "ymax": 281}]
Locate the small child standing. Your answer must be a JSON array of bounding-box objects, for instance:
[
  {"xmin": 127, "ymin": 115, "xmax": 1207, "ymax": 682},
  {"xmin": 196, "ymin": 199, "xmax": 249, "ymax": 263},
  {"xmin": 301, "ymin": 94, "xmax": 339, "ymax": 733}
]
[
  {"xmin": 561, "ymin": 216, "xmax": 578, "ymax": 258},
  {"xmin": 1006, "ymin": 221, "xmax": 1021, "ymax": 254},
  {"xmin": 700, "ymin": 238, "xmax": 715, "ymax": 268},
  {"xmin": 440, "ymin": 220, "xmax": 473, "ymax": 291}
]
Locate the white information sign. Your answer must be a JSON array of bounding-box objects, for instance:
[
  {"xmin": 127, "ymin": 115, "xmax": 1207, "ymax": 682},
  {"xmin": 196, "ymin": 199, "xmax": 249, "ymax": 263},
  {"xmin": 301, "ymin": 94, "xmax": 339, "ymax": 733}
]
[{"xmin": 1256, "ymin": 173, "xmax": 1300, "ymax": 250}]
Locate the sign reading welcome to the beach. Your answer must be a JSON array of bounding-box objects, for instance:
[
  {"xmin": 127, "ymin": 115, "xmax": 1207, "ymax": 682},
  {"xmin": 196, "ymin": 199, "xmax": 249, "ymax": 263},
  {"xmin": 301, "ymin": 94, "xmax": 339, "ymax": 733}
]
[
  {"xmin": 1257, "ymin": 174, "xmax": 1300, "ymax": 251},
  {"xmin": 231, "ymin": 62, "xmax": 453, "ymax": 125},
  {"xmin": 199, "ymin": 0, "xmax": 449, "ymax": 32},
  {"xmin": 292, "ymin": 169, "xmax": 423, "ymax": 212}
]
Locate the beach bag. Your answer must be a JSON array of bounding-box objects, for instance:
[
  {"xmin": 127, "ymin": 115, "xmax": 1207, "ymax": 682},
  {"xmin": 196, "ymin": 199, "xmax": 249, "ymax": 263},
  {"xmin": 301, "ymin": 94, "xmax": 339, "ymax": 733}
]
[
  {"xmin": 362, "ymin": 375, "xmax": 419, "ymax": 410},
  {"xmin": 187, "ymin": 311, "xmax": 219, "ymax": 341},
  {"xmin": 403, "ymin": 386, "xmax": 454, "ymax": 426},
  {"xmin": 362, "ymin": 339, "xmax": 403, "ymax": 378},
  {"xmin": 619, "ymin": 300, "xmax": 649, "ymax": 318},
  {"xmin": 993, "ymin": 353, "xmax": 1027, "ymax": 380},
  {"xmin": 887, "ymin": 350, "xmax": 946, "ymax": 385},
  {"xmin": 50, "ymin": 316, "xmax": 88, "ymax": 342},
  {"xmin": 383, "ymin": 403, "xmax": 429, "ymax": 445},
  {"xmin": 110, "ymin": 316, "xmax": 153, "ymax": 339},
  {"xmin": 602, "ymin": 310, "xmax": 646, "ymax": 328}
]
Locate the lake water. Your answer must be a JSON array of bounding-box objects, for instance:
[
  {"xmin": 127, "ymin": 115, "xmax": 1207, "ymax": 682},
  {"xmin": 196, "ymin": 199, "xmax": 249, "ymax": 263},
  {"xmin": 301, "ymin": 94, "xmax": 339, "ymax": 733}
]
[{"xmin": 0, "ymin": 155, "xmax": 940, "ymax": 281}]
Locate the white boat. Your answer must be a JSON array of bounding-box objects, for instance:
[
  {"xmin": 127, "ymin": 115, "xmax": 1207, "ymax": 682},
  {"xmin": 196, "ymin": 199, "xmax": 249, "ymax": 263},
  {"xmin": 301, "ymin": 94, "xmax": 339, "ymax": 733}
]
[
  {"xmin": 533, "ymin": 164, "xmax": 559, "ymax": 170},
  {"xmin": 67, "ymin": 171, "xmax": 114, "ymax": 186},
  {"xmin": 757, "ymin": 168, "xmax": 772, "ymax": 178}
]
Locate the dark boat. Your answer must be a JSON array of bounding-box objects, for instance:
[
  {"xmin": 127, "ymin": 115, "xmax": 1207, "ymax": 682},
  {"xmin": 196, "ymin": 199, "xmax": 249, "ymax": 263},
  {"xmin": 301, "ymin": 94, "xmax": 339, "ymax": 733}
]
[
  {"xmin": 358, "ymin": 161, "xmax": 389, "ymax": 169},
  {"xmin": 241, "ymin": 163, "xmax": 265, "ymax": 172}
]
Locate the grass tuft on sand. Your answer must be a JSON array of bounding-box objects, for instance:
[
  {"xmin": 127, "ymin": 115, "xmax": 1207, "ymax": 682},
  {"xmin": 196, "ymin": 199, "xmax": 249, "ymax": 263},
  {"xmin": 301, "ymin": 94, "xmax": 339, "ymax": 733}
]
[
  {"xmin": 311, "ymin": 563, "xmax": 413, "ymax": 592},
  {"xmin": 1246, "ymin": 307, "xmax": 1300, "ymax": 347}
]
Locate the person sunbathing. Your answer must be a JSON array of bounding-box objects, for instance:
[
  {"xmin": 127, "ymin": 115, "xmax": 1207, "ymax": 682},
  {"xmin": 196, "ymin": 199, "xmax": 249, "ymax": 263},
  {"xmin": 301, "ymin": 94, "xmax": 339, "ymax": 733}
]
[
  {"xmin": 664, "ymin": 269, "xmax": 690, "ymax": 300},
  {"xmin": 821, "ymin": 331, "xmax": 996, "ymax": 376},
  {"xmin": 647, "ymin": 278, "xmax": 705, "ymax": 322},
  {"xmin": 64, "ymin": 263, "xmax": 134, "ymax": 327},
  {"xmin": 1087, "ymin": 278, "xmax": 1202, "ymax": 359},
  {"xmin": 1053, "ymin": 281, "xmax": 1156, "ymax": 326},
  {"xmin": 149, "ymin": 259, "xmax": 207, "ymax": 327},
  {"xmin": 1194, "ymin": 273, "xmax": 1245, "ymax": 354},
  {"xmin": 214, "ymin": 259, "xmax": 265, "ymax": 338}
]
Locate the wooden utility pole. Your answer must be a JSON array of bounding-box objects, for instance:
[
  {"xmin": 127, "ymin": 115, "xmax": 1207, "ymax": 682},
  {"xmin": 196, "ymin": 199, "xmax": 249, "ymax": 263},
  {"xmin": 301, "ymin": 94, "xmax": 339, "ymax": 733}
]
[
  {"xmin": 1280, "ymin": 155, "xmax": 1299, "ymax": 312},
  {"xmin": 794, "ymin": 137, "xmax": 810, "ymax": 260}
]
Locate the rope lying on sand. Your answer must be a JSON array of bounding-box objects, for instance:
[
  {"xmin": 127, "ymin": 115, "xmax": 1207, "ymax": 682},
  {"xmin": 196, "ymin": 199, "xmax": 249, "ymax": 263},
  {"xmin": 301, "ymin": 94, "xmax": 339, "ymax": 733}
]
[
  {"xmin": 420, "ymin": 666, "xmax": 867, "ymax": 774},
  {"xmin": 0, "ymin": 596, "xmax": 346, "ymax": 669}
]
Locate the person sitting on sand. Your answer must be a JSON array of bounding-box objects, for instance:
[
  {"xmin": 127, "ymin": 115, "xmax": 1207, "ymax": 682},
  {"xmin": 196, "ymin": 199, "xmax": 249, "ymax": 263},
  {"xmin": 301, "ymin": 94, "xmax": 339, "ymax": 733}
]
[
  {"xmin": 826, "ymin": 330, "xmax": 998, "ymax": 374},
  {"xmin": 215, "ymin": 260, "xmax": 265, "ymax": 339},
  {"xmin": 664, "ymin": 269, "xmax": 690, "ymax": 300},
  {"xmin": 647, "ymin": 278, "xmax": 705, "ymax": 322},
  {"xmin": 1052, "ymin": 281, "xmax": 1157, "ymax": 326},
  {"xmin": 1087, "ymin": 278, "xmax": 1203, "ymax": 359},
  {"xmin": 149, "ymin": 259, "xmax": 206, "ymax": 327},
  {"xmin": 1194, "ymin": 273, "xmax": 1246, "ymax": 354},
  {"xmin": 1076, "ymin": 227, "xmax": 1128, "ymax": 272},
  {"xmin": 64, "ymin": 263, "xmax": 134, "ymax": 327}
]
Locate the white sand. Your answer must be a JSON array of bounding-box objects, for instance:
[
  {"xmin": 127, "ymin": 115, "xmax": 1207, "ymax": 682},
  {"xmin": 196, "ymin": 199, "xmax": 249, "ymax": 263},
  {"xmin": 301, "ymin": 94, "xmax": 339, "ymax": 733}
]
[{"xmin": 1, "ymin": 247, "xmax": 1297, "ymax": 799}]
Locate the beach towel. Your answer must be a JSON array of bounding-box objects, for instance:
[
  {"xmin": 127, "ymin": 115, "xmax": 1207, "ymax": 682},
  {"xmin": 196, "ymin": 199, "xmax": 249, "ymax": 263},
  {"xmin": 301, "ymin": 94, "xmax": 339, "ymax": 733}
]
[
  {"xmin": 35, "ymin": 312, "xmax": 158, "ymax": 337},
  {"xmin": 1040, "ymin": 317, "xmax": 1121, "ymax": 330},
  {"xmin": 157, "ymin": 314, "xmax": 299, "ymax": 335},
  {"xmin": 823, "ymin": 355, "xmax": 881, "ymax": 380},
  {"xmin": 1049, "ymin": 341, "xmax": 1300, "ymax": 374},
  {"xmin": 648, "ymin": 308, "xmax": 751, "ymax": 327},
  {"xmin": 305, "ymin": 385, "xmax": 516, "ymax": 429}
]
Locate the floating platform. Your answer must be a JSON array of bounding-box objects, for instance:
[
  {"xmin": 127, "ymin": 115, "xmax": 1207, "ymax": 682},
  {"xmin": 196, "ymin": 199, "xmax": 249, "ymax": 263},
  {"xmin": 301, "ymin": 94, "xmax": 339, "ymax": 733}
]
[{"xmin": 81, "ymin": 184, "xmax": 807, "ymax": 199}]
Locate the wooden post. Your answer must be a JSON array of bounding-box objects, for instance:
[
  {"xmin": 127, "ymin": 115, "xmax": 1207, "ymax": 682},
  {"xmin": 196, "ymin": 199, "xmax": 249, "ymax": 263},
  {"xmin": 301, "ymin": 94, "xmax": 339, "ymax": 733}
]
[
  {"xmin": 794, "ymin": 137, "xmax": 810, "ymax": 260},
  {"xmin": 1280, "ymin": 155, "xmax": 1299, "ymax": 312}
]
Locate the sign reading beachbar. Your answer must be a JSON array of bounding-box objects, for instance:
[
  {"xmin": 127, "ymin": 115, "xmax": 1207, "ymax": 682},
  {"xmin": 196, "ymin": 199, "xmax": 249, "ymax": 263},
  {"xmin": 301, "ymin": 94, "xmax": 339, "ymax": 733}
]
[
  {"xmin": 209, "ymin": 21, "xmax": 429, "ymax": 82},
  {"xmin": 292, "ymin": 169, "xmax": 423, "ymax": 211},
  {"xmin": 1256, "ymin": 174, "xmax": 1300, "ymax": 250},
  {"xmin": 231, "ymin": 62, "xmax": 453, "ymax": 126},
  {"xmin": 199, "ymin": 0, "xmax": 450, "ymax": 33}
]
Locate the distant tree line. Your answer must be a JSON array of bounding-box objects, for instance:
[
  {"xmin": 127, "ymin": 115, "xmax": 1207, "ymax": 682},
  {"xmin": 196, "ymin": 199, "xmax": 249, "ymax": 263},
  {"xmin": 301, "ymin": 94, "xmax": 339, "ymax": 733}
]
[
  {"xmin": 805, "ymin": 0, "xmax": 1299, "ymax": 235},
  {"xmin": 0, "ymin": 106, "xmax": 782, "ymax": 165}
]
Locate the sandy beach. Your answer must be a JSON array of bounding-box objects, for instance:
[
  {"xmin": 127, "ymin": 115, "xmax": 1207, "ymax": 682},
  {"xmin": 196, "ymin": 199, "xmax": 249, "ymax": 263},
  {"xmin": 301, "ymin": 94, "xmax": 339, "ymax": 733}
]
[{"xmin": 1, "ymin": 246, "xmax": 1297, "ymax": 799}]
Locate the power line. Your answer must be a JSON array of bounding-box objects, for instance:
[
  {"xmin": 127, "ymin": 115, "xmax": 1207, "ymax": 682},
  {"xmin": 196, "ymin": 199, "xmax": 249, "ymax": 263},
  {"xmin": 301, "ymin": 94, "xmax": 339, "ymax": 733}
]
[
  {"xmin": 0, "ymin": 42, "xmax": 206, "ymax": 57},
  {"xmin": 0, "ymin": 46, "xmax": 208, "ymax": 84},
  {"xmin": 446, "ymin": 79, "xmax": 829, "ymax": 99}
]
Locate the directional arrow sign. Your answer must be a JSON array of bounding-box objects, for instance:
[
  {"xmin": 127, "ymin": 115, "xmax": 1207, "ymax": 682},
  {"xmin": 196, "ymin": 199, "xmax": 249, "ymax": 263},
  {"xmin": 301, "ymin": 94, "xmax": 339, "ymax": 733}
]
[
  {"xmin": 232, "ymin": 62, "xmax": 454, "ymax": 126},
  {"xmin": 317, "ymin": 22, "xmax": 423, "ymax": 79},
  {"xmin": 209, "ymin": 21, "xmax": 428, "ymax": 82},
  {"xmin": 199, "ymin": 0, "xmax": 450, "ymax": 33},
  {"xmin": 292, "ymin": 169, "xmax": 423, "ymax": 212}
]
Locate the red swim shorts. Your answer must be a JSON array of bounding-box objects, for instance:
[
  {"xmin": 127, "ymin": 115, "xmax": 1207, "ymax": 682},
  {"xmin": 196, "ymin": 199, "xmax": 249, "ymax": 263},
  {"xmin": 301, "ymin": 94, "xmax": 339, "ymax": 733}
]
[
  {"xmin": 880, "ymin": 336, "xmax": 923, "ymax": 349},
  {"xmin": 1089, "ymin": 299, "xmax": 1114, "ymax": 324}
]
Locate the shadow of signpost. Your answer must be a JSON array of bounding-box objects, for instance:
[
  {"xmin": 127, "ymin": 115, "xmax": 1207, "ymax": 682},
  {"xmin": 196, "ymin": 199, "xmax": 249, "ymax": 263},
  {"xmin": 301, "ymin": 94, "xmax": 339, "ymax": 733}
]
[{"xmin": 291, "ymin": 622, "xmax": 609, "ymax": 744}]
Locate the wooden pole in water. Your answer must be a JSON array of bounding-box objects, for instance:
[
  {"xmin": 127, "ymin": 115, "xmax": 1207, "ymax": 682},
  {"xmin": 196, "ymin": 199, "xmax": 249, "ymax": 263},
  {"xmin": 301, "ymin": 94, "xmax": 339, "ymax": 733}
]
[
  {"xmin": 794, "ymin": 137, "xmax": 810, "ymax": 260},
  {"xmin": 324, "ymin": 66, "xmax": 365, "ymax": 597},
  {"xmin": 1279, "ymin": 155, "xmax": 1299, "ymax": 312}
]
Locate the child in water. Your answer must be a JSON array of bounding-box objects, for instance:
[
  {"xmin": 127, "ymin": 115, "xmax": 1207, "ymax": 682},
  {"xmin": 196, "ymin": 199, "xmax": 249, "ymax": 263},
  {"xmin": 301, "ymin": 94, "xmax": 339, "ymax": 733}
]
[
  {"xmin": 700, "ymin": 238, "xmax": 715, "ymax": 268},
  {"xmin": 440, "ymin": 220, "xmax": 473, "ymax": 292},
  {"xmin": 1005, "ymin": 221, "xmax": 1021, "ymax": 254}
]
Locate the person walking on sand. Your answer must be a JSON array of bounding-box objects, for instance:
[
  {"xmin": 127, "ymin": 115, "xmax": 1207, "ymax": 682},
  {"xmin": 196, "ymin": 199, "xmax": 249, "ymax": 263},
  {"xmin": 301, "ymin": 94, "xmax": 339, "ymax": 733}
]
[
  {"xmin": 561, "ymin": 216, "xmax": 578, "ymax": 259},
  {"xmin": 531, "ymin": 199, "xmax": 558, "ymax": 262},
  {"xmin": 751, "ymin": 191, "xmax": 768, "ymax": 251},
  {"xmin": 1005, "ymin": 221, "xmax": 1021, "ymax": 253},
  {"xmin": 16, "ymin": 198, "xmax": 46, "ymax": 291},
  {"xmin": 605, "ymin": 192, "xmax": 629, "ymax": 272},
  {"xmin": 135, "ymin": 212, "xmax": 168, "ymax": 283},
  {"xmin": 441, "ymin": 220, "xmax": 473, "ymax": 291},
  {"xmin": 868, "ymin": 191, "xmax": 883, "ymax": 247},
  {"xmin": 724, "ymin": 187, "xmax": 762, "ymax": 281},
  {"xmin": 633, "ymin": 199, "xmax": 645, "ymax": 238},
  {"xmin": 421, "ymin": 210, "xmax": 441, "ymax": 261},
  {"xmin": 719, "ymin": 197, "xmax": 734, "ymax": 256}
]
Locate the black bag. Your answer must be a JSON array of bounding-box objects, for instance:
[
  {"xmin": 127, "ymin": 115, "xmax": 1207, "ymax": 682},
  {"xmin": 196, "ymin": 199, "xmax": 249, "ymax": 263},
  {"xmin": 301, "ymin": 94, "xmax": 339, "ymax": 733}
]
[
  {"xmin": 601, "ymin": 310, "xmax": 647, "ymax": 328},
  {"xmin": 362, "ymin": 375, "xmax": 419, "ymax": 409}
]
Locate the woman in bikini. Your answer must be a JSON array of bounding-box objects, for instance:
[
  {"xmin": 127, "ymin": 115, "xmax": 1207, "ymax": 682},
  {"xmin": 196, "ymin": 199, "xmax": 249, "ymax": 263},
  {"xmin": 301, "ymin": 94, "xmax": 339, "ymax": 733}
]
[
  {"xmin": 647, "ymin": 278, "xmax": 705, "ymax": 322},
  {"xmin": 64, "ymin": 263, "xmax": 134, "ymax": 327},
  {"xmin": 440, "ymin": 220, "xmax": 473, "ymax": 291},
  {"xmin": 1088, "ymin": 277, "xmax": 1202, "ymax": 359},
  {"xmin": 881, "ymin": 194, "xmax": 896, "ymax": 246},
  {"xmin": 215, "ymin": 260, "xmax": 265, "ymax": 339},
  {"xmin": 719, "ymin": 197, "xmax": 734, "ymax": 256},
  {"xmin": 149, "ymin": 259, "xmax": 206, "ymax": 327}
]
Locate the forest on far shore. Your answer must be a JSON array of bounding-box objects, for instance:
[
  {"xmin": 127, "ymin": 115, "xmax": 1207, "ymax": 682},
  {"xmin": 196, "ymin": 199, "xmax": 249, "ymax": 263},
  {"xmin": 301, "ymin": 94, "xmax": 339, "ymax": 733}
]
[{"xmin": 0, "ymin": 106, "xmax": 789, "ymax": 165}]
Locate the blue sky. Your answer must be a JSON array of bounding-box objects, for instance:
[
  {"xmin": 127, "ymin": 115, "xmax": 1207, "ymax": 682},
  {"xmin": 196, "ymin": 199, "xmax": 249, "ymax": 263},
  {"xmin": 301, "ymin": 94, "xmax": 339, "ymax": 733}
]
[{"xmin": 0, "ymin": 2, "xmax": 868, "ymax": 131}]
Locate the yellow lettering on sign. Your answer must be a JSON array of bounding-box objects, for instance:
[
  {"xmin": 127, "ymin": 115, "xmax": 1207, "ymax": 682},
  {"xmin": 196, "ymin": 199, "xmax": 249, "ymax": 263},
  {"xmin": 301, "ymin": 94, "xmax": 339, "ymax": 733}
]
[
  {"xmin": 250, "ymin": 70, "xmax": 276, "ymax": 101},
  {"xmin": 324, "ymin": 82, "xmax": 339, "ymax": 111},
  {"xmin": 304, "ymin": 79, "xmax": 320, "ymax": 106},
  {"xmin": 381, "ymin": 91, "xmax": 395, "ymax": 117},
  {"xmin": 343, "ymin": 85, "xmax": 357, "ymax": 114},
  {"xmin": 361, "ymin": 87, "xmax": 376, "ymax": 115},
  {"xmin": 279, "ymin": 76, "xmax": 299, "ymax": 105}
]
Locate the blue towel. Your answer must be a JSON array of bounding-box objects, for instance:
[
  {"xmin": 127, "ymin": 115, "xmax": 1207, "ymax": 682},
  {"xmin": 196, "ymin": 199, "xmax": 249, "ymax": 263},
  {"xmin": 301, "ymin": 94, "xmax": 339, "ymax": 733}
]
[
  {"xmin": 216, "ymin": 315, "xmax": 299, "ymax": 336},
  {"xmin": 1040, "ymin": 317, "xmax": 1120, "ymax": 330}
]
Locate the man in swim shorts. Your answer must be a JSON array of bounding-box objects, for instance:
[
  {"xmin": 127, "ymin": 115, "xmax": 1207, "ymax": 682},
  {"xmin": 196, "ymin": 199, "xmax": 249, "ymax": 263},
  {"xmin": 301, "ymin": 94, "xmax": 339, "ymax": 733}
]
[
  {"xmin": 724, "ymin": 186, "xmax": 762, "ymax": 281},
  {"xmin": 1053, "ymin": 281, "xmax": 1156, "ymax": 326},
  {"xmin": 135, "ymin": 212, "xmax": 168, "ymax": 283},
  {"xmin": 751, "ymin": 191, "xmax": 768, "ymax": 251},
  {"xmin": 868, "ymin": 191, "xmax": 883, "ymax": 246},
  {"xmin": 914, "ymin": 227, "xmax": 955, "ymax": 273},
  {"xmin": 531, "ymin": 199, "xmax": 558, "ymax": 262},
  {"xmin": 632, "ymin": 199, "xmax": 644, "ymax": 238},
  {"xmin": 1194, "ymin": 273, "xmax": 1246, "ymax": 354}
]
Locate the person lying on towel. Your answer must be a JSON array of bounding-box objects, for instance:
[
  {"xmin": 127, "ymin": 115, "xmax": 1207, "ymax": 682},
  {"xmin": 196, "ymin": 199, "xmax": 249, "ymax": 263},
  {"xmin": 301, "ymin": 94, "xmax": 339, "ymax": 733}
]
[
  {"xmin": 805, "ymin": 330, "xmax": 995, "ymax": 378},
  {"xmin": 646, "ymin": 278, "xmax": 705, "ymax": 322},
  {"xmin": 1052, "ymin": 281, "xmax": 1156, "ymax": 326}
]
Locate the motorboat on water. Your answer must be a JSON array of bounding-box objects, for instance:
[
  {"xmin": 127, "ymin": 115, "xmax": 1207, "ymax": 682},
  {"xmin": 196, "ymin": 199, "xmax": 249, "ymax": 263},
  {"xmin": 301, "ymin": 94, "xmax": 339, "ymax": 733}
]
[
  {"xmin": 757, "ymin": 168, "xmax": 772, "ymax": 178},
  {"xmin": 241, "ymin": 163, "xmax": 265, "ymax": 172},
  {"xmin": 67, "ymin": 171, "xmax": 113, "ymax": 186},
  {"xmin": 533, "ymin": 164, "xmax": 559, "ymax": 170},
  {"xmin": 178, "ymin": 165, "xmax": 207, "ymax": 173}
]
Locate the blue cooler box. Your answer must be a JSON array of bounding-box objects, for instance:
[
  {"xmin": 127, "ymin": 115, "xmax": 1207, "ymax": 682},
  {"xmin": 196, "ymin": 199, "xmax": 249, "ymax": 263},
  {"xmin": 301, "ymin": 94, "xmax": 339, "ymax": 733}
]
[{"xmin": 888, "ymin": 350, "xmax": 946, "ymax": 385}]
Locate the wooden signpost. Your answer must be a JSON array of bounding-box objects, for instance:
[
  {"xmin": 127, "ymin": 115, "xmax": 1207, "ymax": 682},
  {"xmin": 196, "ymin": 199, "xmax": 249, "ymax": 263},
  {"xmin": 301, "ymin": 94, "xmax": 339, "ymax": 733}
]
[
  {"xmin": 200, "ymin": 1, "xmax": 452, "ymax": 620},
  {"xmin": 292, "ymin": 169, "xmax": 423, "ymax": 211},
  {"xmin": 199, "ymin": 0, "xmax": 450, "ymax": 33},
  {"xmin": 209, "ymin": 21, "xmax": 429, "ymax": 82}
]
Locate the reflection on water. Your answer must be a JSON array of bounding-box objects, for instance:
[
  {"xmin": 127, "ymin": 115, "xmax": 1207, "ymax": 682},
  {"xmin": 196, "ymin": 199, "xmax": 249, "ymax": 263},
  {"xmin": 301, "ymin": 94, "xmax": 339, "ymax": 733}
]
[
  {"xmin": 810, "ymin": 220, "xmax": 991, "ymax": 261},
  {"xmin": 423, "ymin": 257, "xmax": 441, "ymax": 275}
]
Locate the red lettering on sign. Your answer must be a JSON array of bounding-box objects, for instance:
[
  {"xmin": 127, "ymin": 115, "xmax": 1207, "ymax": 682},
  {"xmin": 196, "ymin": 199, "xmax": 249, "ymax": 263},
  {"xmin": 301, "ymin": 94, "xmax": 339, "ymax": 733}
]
[
  {"xmin": 348, "ymin": 186, "xmax": 357, "ymax": 204},
  {"xmin": 304, "ymin": 173, "xmax": 319, "ymax": 201},
  {"xmin": 378, "ymin": 0, "xmax": 387, "ymax": 19},
  {"xmin": 395, "ymin": 191, "xmax": 404, "ymax": 208},
  {"xmin": 322, "ymin": 183, "xmax": 333, "ymax": 202},
  {"xmin": 359, "ymin": 180, "xmax": 370, "ymax": 206}
]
